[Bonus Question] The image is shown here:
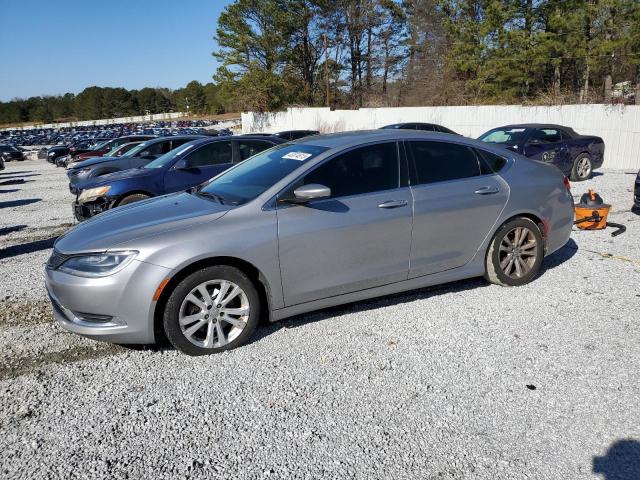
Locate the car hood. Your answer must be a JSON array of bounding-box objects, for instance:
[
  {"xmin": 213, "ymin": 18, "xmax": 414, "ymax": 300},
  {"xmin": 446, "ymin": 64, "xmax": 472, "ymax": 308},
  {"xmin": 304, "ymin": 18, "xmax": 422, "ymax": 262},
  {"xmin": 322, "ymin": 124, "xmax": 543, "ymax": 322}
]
[
  {"xmin": 55, "ymin": 192, "xmax": 230, "ymax": 253},
  {"xmin": 77, "ymin": 167, "xmax": 156, "ymax": 190},
  {"xmin": 69, "ymin": 156, "xmax": 121, "ymax": 170}
]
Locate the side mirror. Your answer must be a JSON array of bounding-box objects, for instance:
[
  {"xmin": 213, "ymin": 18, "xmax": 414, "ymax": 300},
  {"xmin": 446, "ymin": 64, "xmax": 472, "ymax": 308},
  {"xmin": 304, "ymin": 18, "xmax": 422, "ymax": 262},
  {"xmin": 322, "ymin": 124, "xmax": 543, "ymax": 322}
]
[
  {"xmin": 291, "ymin": 184, "xmax": 331, "ymax": 202},
  {"xmin": 174, "ymin": 158, "xmax": 192, "ymax": 170}
]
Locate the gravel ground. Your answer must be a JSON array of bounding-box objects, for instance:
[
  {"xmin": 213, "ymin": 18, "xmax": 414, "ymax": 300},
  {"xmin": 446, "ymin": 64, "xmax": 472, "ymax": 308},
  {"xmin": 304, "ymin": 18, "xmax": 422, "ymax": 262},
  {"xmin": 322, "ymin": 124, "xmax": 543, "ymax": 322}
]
[{"xmin": 0, "ymin": 159, "xmax": 638, "ymax": 480}]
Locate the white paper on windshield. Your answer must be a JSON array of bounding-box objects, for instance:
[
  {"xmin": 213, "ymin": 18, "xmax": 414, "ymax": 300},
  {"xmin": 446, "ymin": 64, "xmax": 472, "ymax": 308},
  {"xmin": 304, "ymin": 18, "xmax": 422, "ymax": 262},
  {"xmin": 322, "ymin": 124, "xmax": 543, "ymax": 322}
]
[
  {"xmin": 282, "ymin": 151, "xmax": 312, "ymax": 161},
  {"xmin": 507, "ymin": 128, "xmax": 526, "ymax": 132}
]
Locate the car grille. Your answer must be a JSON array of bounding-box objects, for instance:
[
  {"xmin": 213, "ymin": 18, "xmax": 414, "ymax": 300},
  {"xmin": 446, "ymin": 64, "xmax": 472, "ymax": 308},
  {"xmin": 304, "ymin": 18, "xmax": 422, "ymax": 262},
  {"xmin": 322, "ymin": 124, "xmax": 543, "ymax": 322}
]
[{"xmin": 47, "ymin": 250, "xmax": 70, "ymax": 269}]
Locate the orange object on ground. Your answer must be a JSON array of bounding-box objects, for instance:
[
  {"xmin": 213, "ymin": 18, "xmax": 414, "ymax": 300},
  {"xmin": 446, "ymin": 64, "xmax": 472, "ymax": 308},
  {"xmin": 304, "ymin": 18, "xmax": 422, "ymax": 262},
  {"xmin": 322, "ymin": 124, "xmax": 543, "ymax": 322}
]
[{"xmin": 574, "ymin": 189, "xmax": 610, "ymax": 230}]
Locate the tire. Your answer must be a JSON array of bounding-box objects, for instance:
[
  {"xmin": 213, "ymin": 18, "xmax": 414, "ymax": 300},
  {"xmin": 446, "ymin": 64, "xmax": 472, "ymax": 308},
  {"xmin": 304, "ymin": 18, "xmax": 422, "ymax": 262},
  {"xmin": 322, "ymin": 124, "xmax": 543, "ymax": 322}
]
[
  {"xmin": 118, "ymin": 193, "xmax": 150, "ymax": 206},
  {"xmin": 485, "ymin": 217, "xmax": 544, "ymax": 287},
  {"xmin": 570, "ymin": 153, "xmax": 592, "ymax": 181},
  {"xmin": 163, "ymin": 266, "xmax": 260, "ymax": 355}
]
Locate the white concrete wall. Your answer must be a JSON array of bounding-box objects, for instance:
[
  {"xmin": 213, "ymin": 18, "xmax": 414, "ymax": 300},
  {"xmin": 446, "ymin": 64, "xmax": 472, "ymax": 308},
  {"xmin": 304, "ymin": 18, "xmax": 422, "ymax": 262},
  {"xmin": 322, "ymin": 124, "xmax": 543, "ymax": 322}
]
[
  {"xmin": 3, "ymin": 112, "xmax": 187, "ymax": 131},
  {"xmin": 242, "ymin": 105, "xmax": 640, "ymax": 170}
]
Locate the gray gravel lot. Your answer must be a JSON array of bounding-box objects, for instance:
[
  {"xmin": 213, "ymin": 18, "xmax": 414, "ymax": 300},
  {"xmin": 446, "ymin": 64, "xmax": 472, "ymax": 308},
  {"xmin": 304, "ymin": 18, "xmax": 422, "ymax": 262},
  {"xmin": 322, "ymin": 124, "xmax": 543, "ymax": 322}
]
[{"xmin": 0, "ymin": 159, "xmax": 638, "ymax": 479}]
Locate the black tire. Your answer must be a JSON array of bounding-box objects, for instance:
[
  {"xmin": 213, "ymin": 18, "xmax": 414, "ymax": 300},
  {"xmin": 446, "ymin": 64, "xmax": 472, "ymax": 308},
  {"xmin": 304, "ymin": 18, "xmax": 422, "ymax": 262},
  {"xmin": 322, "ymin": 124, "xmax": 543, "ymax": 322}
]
[
  {"xmin": 163, "ymin": 266, "xmax": 260, "ymax": 355},
  {"xmin": 485, "ymin": 217, "xmax": 544, "ymax": 287},
  {"xmin": 570, "ymin": 153, "xmax": 592, "ymax": 181},
  {"xmin": 118, "ymin": 193, "xmax": 150, "ymax": 206}
]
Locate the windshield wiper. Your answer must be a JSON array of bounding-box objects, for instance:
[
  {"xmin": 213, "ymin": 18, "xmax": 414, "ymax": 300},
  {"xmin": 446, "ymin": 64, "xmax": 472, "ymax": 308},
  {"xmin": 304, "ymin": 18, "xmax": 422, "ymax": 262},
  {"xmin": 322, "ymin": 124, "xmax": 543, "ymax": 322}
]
[{"xmin": 191, "ymin": 188, "xmax": 226, "ymax": 205}]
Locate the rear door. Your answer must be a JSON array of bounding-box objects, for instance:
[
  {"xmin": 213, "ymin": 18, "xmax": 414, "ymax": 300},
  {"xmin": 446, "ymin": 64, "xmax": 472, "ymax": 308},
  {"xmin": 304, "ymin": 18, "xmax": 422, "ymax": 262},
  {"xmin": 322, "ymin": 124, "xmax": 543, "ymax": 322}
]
[
  {"xmin": 163, "ymin": 141, "xmax": 233, "ymax": 193},
  {"xmin": 276, "ymin": 142, "xmax": 413, "ymax": 306},
  {"xmin": 407, "ymin": 140, "xmax": 509, "ymax": 277}
]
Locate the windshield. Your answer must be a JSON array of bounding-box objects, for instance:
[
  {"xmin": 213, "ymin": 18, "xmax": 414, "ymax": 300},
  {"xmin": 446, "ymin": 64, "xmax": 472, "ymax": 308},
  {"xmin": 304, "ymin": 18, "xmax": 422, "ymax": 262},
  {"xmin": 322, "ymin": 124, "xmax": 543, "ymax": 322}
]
[
  {"xmin": 143, "ymin": 143, "xmax": 197, "ymax": 169},
  {"xmin": 123, "ymin": 140, "xmax": 154, "ymax": 158},
  {"xmin": 90, "ymin": 140, "xmax": 110, "ymax": 150},
  {"xmin": 197, "ymin": 143, "xmax": 329, "ymax": 205},
  {"xmin": 479, "ymin": 128, "xmax": 529, "ymax": 145}
]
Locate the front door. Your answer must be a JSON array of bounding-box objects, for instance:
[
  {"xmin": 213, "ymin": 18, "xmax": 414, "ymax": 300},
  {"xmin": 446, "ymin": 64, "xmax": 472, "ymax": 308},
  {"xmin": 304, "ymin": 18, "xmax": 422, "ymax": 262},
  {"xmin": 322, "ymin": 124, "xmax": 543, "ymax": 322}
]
[
  {"xmin": 407, "ymin": 140, "xmax": 509, "ymax": 277},
  {"xmin": 277, "ymin": 142, "xmax": 413, "ymax": 306}
]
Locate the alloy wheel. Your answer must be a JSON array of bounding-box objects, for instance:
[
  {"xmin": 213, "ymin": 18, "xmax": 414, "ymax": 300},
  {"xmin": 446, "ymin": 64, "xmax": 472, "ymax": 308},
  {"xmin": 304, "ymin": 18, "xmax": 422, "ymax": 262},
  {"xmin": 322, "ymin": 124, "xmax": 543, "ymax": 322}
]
[
  {"xmin": 576, "ymin": 157, "xmax": 591, "ymax": 179},
  {"xmin": 178, "ymin": 280, "xmax": 250, "ymax": 349},
  {"xmin": 498, "ymin": 227, "xmax": 539, "ymax": 279}
]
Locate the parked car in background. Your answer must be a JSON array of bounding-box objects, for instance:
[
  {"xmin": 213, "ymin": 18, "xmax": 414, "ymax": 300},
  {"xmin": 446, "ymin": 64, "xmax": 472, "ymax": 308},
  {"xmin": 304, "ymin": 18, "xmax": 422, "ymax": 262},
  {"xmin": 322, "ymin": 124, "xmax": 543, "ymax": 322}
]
[
  {"xmin": 478, "ymin": 124, "xmax": 604, "ymax": 181},
  {"xmin": 0, "ymin": 144, "xmax": 25, "ymax": 162},
  {"xmin": 634, "ymin": 169, "xmax": 640, "ymax": 210},
  {"xmin": 49, "ymin": 138, "xmax": 108, "ymax": 166},
  {"xmin": 47, "ymin": 130, "xmax": 574, "ymax": 355},
  {"xmin": 104, "ymin": 141, "xmax": 144, "ymax": 157},
  {"xmin": 381, "ymin": 123, "xmax": 459, "ymax": 135},
  {"xmin": 71, "ymin": 135, "xmax": 283, "ymax": 221},
  {"xmin": 72, "ymin": 135, "xmax": 155, "ymax": 163},
  {"xmin": 68, "ymin": 136, "xmax": 204, "ymax": 192}
]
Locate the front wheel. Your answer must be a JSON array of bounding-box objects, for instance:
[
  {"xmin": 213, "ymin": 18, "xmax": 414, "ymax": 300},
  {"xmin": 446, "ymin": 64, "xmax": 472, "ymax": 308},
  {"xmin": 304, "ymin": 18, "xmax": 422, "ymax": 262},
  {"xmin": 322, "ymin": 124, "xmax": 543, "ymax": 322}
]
[
  {"xmin": 485, "ymin": 217, "xmax": 544, "ymax": 287},
  {"xmin": 118, "ymin": 193, "xmax": 150, "ymax": 206},
  {"xmin": 163, "ymin": 266, "xmax": 260, "ymax": 355},
  {"xmin": 570, "ymin": 154, "xmax": 592, "ymax": 181}
]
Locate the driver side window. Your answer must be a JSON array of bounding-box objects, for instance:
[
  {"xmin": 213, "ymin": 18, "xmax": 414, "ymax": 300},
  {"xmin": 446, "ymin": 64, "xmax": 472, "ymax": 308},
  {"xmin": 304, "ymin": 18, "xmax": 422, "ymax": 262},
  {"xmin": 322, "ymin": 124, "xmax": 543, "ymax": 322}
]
[
  {"xmin": 302, "ymin": 142, "xmax": 399, "ymax": 199},
  {"xmin": 185, "ymin": 141, "xmax": 233, "ymax": 168}
]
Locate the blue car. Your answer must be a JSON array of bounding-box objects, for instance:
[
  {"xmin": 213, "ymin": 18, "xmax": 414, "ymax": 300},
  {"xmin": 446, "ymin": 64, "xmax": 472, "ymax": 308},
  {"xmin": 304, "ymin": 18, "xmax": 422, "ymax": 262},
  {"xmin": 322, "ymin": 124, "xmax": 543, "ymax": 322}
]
[
  {"xmin": 72, "ymin": 135, "xmax": 284, "ymax": 221},
  {"xmin": 478, "ymin": 124, "xmax": 604, "ymax": 181}
]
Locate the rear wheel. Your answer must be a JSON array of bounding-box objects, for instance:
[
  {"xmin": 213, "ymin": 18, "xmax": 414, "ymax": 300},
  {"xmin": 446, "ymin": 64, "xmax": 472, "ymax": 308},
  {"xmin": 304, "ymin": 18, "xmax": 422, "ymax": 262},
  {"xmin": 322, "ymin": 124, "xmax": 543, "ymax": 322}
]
[
  {"xmin": 570, "ymin": 153, "xmax": 592, "ymax": 181},
  {"xmin": 485, "ymin": 217, "xmax": 544, "ymax": 287},
  {"xmin": 118, "ymin": 193, "xmax": 150, "ymax": 206},
  {"xmin": 163, "ymin": 266, "xmax": 260, "ymax": 355}
]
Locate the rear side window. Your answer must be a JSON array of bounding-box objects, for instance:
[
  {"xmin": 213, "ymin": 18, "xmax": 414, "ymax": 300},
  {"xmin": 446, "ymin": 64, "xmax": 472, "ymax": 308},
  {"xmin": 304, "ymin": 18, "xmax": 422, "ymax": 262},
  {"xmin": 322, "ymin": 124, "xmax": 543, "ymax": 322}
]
[
  {"xmin": 531, "ymin": 128, "xmax": 562, "ymax": 143},
  {"xmin": 303, "ymin": 142, "xmax": 399, "ymax": 198},
  {"xmin": 186, "ymin": 141, "xmax": 233, "ymax": 167},
  {"xmin": 475, "ymin": 148, "xmax": 507, "ymax": 174},
  {"xmin": 409, "ymin": 141, "xmax": 480, "ymax": 185},
  {"xmin": 238, "ymin": 140, "xmax": 274, "ymax": 161}
]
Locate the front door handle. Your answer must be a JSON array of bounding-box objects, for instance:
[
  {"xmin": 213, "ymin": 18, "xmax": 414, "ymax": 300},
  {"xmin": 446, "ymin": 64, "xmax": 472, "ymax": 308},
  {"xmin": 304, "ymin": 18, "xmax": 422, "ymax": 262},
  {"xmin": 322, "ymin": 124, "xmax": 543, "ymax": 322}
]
[
  {"xmin": 474, "ymin": 186, "xmax": 499, "ymax": 195},
  {"xmin": 378, "ymin": 200, "xmax": 408, "ymax": 209}
]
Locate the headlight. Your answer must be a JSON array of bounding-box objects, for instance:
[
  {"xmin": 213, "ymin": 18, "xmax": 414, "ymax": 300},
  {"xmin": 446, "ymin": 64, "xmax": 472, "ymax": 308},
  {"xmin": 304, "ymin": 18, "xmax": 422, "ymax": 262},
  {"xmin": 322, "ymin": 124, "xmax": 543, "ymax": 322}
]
[
  {"xmin": 59, "ymin": 251, "xmax": 137, "ymax": 277},
  {"xmin": 78, "ymin": 185, "xmax": 111, "ymax": 203},
  {"xmin": 48, "ymin": 151, "xmax": 55, "ymax": 156}
]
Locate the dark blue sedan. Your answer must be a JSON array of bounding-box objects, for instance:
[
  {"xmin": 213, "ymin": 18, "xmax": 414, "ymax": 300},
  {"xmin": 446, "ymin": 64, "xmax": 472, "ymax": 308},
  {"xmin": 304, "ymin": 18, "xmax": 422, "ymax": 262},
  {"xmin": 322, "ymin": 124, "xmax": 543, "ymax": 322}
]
[
  {"xmin": 72, "ymin": 135, "xmax": 284, "ymax": 221},
  {"xmin": 478, "ymin": 124, "xmax": 604, "ymax": 181}
]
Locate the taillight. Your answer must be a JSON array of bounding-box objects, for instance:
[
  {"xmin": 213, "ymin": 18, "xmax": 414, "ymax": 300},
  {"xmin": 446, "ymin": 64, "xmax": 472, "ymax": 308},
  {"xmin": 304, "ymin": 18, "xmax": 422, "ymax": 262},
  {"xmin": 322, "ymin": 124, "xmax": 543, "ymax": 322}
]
[{"xmin": 563, "ymin": 176, "xmax": 571, "ymax": 191}]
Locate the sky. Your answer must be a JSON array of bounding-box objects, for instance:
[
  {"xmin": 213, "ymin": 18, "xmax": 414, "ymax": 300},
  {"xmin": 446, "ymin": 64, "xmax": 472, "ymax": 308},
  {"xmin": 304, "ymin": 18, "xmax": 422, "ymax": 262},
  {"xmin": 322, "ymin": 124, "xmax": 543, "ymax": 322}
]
[{"xmin": 0, "ymin": 0, "xmax": 233, "ymax": 101}]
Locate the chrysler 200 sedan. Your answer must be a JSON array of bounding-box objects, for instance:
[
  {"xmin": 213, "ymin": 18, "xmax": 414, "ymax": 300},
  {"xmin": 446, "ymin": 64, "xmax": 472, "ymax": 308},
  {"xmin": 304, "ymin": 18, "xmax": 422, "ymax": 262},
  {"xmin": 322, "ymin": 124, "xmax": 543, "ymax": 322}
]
[{"xmin": 45, "ymin": 130, "xmax": 574, "ymax": 356}]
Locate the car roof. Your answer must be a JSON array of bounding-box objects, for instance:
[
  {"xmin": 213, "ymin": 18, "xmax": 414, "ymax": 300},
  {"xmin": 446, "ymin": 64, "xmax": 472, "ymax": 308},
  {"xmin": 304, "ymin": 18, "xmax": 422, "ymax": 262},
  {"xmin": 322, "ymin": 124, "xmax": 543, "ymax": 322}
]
[
  {"xmin": 143, "ymin": 135, "xmax": 204, "ymax": 144},
  {"xmin": 179, "ymin": 135, "xmax": 285, "ymax": 149},
  {"xmin": 496, "ymin": 124, "xmax": 572, "ymax": 130},
  {"xmin": 292, "ymin": 129, "xmax": 482, "ymax": 149}
]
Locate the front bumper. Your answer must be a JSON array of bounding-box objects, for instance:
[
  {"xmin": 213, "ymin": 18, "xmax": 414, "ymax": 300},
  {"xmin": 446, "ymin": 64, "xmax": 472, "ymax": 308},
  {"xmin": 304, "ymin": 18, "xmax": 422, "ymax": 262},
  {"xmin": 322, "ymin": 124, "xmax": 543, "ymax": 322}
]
[
  {"xmin": 72, "ymin": 197, "xmax": 111, "ymax": 221},
  {"xmin": 45, "ymin": 259, "xmax": 171, "ymax": 344}
]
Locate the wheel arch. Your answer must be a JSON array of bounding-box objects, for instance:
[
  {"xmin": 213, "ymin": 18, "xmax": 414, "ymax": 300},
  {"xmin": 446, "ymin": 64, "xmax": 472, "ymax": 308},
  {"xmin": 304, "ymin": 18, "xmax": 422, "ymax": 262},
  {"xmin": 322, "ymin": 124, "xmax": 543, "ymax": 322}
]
[
  {"xmin": 152, "ymin": 256, "xmax": 272, "ymax": 344},
  {"xmin": 114, "ymin": 190, "xmax": 155, "ymax": 206}
]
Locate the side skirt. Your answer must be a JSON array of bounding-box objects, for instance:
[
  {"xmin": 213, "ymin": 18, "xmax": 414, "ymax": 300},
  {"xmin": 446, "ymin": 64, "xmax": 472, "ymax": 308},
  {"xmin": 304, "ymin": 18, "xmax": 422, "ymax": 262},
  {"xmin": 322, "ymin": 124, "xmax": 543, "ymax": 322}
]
[{"xmin": 270, "ymin": 263, "xmax": 485, "ymax": 322}]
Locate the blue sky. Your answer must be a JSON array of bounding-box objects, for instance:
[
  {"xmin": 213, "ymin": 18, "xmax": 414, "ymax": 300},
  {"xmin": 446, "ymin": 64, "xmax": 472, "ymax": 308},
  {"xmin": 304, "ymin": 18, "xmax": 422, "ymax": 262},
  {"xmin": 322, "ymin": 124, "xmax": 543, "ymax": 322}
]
[{"xmin": 0, "ymin": 0, "xmax": 232, "ymax": 101}]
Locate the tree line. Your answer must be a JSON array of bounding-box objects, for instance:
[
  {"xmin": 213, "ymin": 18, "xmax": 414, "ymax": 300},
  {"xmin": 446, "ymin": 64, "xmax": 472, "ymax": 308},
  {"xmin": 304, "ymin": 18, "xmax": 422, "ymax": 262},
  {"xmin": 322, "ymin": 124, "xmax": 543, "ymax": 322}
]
[
  {"xmin": 3, "ymin": 0, "xmax": 639, "ymax": 125},
  {"xmin": 0, "ymin": 81, "xmax": 224, "ymax": 125},
  {"xmin": 214, "ymin": 0, "xmax": 640, "ymax": 111}
]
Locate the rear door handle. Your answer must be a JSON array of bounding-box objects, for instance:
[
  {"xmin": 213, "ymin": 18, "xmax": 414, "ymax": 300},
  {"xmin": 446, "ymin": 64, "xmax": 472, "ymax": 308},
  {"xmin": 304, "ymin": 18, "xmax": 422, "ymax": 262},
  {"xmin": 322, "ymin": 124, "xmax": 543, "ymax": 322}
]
[
  {"xmin": 378, "ymin": 200, "xmax": 408, "ymax": 209},
  {"xmin": 474, "ymin": 186, "xmax": 499, "ymax": 195}
]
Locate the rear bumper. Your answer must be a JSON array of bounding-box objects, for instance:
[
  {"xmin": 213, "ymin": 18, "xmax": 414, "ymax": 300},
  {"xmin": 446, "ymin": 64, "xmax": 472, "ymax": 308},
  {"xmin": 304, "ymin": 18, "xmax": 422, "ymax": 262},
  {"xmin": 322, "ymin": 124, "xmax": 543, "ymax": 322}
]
[{"xmin": 45, "ymin": 259, "xmax": 171, "ymax": 344}]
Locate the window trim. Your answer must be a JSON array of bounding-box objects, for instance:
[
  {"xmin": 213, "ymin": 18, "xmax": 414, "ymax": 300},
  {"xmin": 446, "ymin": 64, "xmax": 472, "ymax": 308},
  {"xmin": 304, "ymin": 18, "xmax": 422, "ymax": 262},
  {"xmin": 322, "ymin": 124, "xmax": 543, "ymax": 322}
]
[
  {"xmin": 275, "ymin": 140, "xmax": 404, "ymax": 205},
  {"xmin": 405, "ymin": 140, "xmax": 506, "ymax": 187}
]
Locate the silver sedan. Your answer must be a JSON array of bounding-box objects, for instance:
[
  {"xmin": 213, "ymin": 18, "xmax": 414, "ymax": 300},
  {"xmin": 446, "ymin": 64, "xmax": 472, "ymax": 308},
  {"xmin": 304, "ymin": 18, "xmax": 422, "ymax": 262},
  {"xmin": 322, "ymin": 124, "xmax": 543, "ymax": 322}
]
[{"xmin": 45, "ymin": 130, "xmax": 574, "ymax": 355}]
